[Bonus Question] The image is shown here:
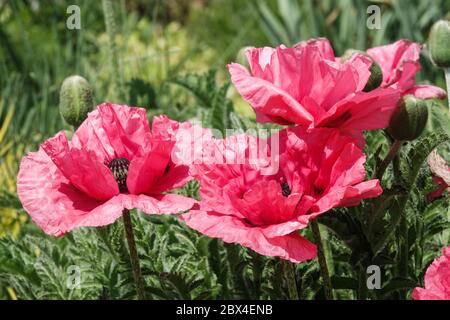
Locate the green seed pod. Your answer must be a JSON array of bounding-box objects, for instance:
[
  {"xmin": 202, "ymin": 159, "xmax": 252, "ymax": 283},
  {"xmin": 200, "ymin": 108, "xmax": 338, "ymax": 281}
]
[
  {"xmin": 59, "ymin": 75, "xmax": 94, "ymax": 127},
  {"xmin": 388, "ymin": 95, "xmax": 428, "ymax": 141},
  {"xmin": 236, "ymin": 46, "xmax": 252, "ymax": 68},
  {"xmin": 429, "ymin": 19, "xmax": 450, "ymax": 68},
  {"xmin": 341, "ymin": 49, "xmax": 383, "ymax": 92}
]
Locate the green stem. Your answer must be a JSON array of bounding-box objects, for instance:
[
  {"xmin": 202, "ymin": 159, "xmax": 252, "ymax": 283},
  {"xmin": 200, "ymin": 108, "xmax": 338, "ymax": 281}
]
[
  {"xmin": 122, "ymin": 209, "xmax": 145, "ymax": 300},
  {"xmin": 102, "ymin": 0, "xmax": 124, "ymax": 100},
  {"xmin": 389, "ymin": 154, "xmax": 409, "ymax": 299},
  {"xmin": 357, "ymin": 264, "xmax": 368, "ymax": 300},
  {"xmin": 311, "ymin": 220, "xmax": 335, "ymax": 300},
  {"xmin": 282, "ymin": 260, "xmax": 299, "ymax": 300},
  {"xmin": 445, "ymin": 68, "xmax": 450, "ymax": 112},
  {"xmin": 374, "ymin": 139, "xmax": 403, "ymax": 181},
  {"xmin": 399, "ymin": 209, "xmax": 409, "ymax": 299},
  {"xmin": 414, "ymin": 215, "xmax": 424, "ymax": 276},
  {"xmin": 392, "ymin": 153, "xmax": 409, "ymax": 300}
]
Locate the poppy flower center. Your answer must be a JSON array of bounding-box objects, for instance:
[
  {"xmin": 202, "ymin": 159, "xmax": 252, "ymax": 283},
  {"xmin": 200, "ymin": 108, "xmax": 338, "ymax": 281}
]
[
  {"xmin": 324, "ymin": 110, "xmax": 352, "ymax": 128},
  {"xmin": 108, "ymin": 157, "xmax": 130, "ymax": 193},
  {"xmin": 281, "ymin": 182, "xmax": 291, "ymax": 197}
]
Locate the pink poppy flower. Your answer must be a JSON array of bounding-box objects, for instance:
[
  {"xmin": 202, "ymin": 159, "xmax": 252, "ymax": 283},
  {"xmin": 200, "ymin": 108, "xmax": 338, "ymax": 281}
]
[
  {"xmin": 426, "ymin": 150, "xmax": 450, "ymax": 202},
  {"xmin": 17, "ymin": 103, "xmax": 201, "ymax": 236},
  {"xmin": 228, "ymin": 38, "xmax": 400, "ymax": 134},
  {"xmin": 181, "ymin": 126, "xmax": 382, "ymax": 263},
  {"xmin": 412, "ymin": 246, "xmax": 450, "ymax": 300},
  {"xmin": 367, "ymin": 40, "xmax": 446, "ymax": 100}
]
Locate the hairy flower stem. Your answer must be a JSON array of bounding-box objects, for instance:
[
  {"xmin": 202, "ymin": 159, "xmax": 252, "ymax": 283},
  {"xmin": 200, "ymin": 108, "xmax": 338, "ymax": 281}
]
[
  {"xmin": 311, "ymin": 220, "xmax": 335, "ymax": 300},
  {"xmin": 122, "ymin": 209, "xmax": 145, "ymax": 299},
  {"xmin": 282, "ymin": 260, "xmax": 299, "ymax": 300},
  {"xmin": 399, "ymin": 209, "xmax": 409, "ymax": 299},
  {"xmin": 102, "ymin": 0, "xmax": 124, "ymax": 100},
  {"xmin": 392, "ymin": 154, "xmax": 409, "ymax": 300},
  {"xmin": 374, "ymin": 139, "xmax": 403, "ymax": 181},
  {"xmin": 357, "ymin": 264, "xmax": 368, "ymax": 300}
]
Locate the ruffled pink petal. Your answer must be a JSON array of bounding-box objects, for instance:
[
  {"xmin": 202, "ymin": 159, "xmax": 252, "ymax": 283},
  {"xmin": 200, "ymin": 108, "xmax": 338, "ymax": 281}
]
[
  {"xmin": 17, "ymin": 148, "xmax": 114, "ymax": 236},
  {"xmin": 327, "ymin": 142, "xmax": 366, "ymax": 188},
  {"xmin": 294, "ymin": 42, "xmax": 372, "ymax": 110},
  {"xmin": 344, "ymin": 53, "xmax": 374, "ymax": 92},
  {"xmin": 193, "ymin": 134, "xmax": 275, "ymax": 219},
  {"xmin": 340, "ymin": 180, "xmax": 383, "ymax": 206},
  {"xmin": 74, "ymin": 193, "xmax": 196, "ymax": 229},
  {"xmin": 301, "ymin": 130, "xmax": 360, "ymax": 191},
  {"xmin": 427, "ymin": 183, "xmax": 448, "ymax": 202},
  {"xmin": 395, "ymin": 60, "xmax": 421, "ymax": 91},
  {"xmin": 413, "ymin": 246, "xmax": 450, "ymax": 300},
  {"xmin": 228, "ymin": 62, "xmax": 314, "ymax": 125},
  {"xmin": 131, "ymin": 193, "xmax": 196, "ymax": 214},
  {"xmin": 231, "ymin": 180, "xmax": 303, "ymax": 226},
  {"xmin": 305, "ymin": 54, "xmax": 372, "ymax": 111},
  {"xmin": 148, "ymin": 165, "xmax": 190, "ymax": 193},
  {"xmin": 318, "ymin": 88, "xmax": 400, "ymax": 132},
  {"xmin": 67, "ymin": 193, "xmax": 195, "ymax": 232},
  {"xmin": 41, "ymin": 131, "xmax": 119, "ymax": 201},
  {"xmin": 412, "ymin": 288, "xmax": 443, "ymax": 300},
  {"xmin": 181, "ymin": 210, "xmax": 317, "ymax": 263},
  {"xmin": 194, "ymin": 134, "xmax": 269, "ymax": 186},
  {"xmin": 405, "ymin": 85, "xmax": 447, "ymax": 100},
  {"xmin": 260, "ymin": 195, "xmax": 316, "ymax": 238},
  {"xmin": 72, "ymin": 103, "xmax": 151, "ymax": 162},
  {"xmin": 276, "ymin": 127, "xmax": 360, "ymax": 190},
  {"xmin": 128, "ymin": 118, "xmax": 212, "ymax": 194},
  {"xmin": 231, "ymin": 41, "xmax": 381, "ymax": 128},
  {"xmin": 247, "ymin": 46, "xmax": 302, "ymax": 99},
  {"xmin": 245, "ymin": 46, "xmax": 278, "ymax": 78},
  {"xmin": 312, "ymin": 179, "xmax": 382, "ymax": 214},
  {"xmin": 294, "ymin": 37, "xmax": 335, "ymax": 61},
  {"xmin": 160, "ymin": 121, "xmax": 214, "ymax": 187},
  {"xmin": 127, "ymin": 115, "xmax": 179, "ymax": 195},
  {"xmin": 171, "ymin": 122, "xmax": 214, "ymax": 168},
  {"xmin": 197, "ymin": 178, "xmax": 246, "ymax": 219},
  {"xmin": 17, "ymin": 148, "xmax": 195, "ymax": 236},
  {"xmin": 151, "ymin": 115, "xmax": 180, "ymax": 140},
  {"xmin": 127, "ymin": 139, "xmax": 173, "ymax": 195},
  {"xmin": 293, "ymin": 40, "xmax": 372, "ymax": 109},
  {"xmin": 260, "ymin": 220, "xmax": 307, "ymax": 238},
  {"xmin": 367, "ymin": 40, "xmax": 422, "ymax": 86}
]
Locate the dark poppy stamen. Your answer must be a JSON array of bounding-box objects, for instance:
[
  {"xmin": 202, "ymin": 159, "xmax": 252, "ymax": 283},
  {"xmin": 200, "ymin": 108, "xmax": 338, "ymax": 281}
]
[
  {"xmin": 314, "ymin": 186, "xmax": 324, "ymax": 195},
  {"xmin": 281, "ymin": 182, "xmax": 291, "ymax": 197},
  {"xmin": 323, "ymin": 110, "xmax": 352, "ymax": 128},
  {"xmin": 108, "ymin": 157, "xmax": 130, "ymax": 193}
]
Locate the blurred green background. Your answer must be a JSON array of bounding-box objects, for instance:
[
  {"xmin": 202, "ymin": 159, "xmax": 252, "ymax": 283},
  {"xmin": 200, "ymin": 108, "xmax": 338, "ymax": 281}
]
[{"xmin": 0, "ymin": 0, "xmax": 449, "ymax": 300}]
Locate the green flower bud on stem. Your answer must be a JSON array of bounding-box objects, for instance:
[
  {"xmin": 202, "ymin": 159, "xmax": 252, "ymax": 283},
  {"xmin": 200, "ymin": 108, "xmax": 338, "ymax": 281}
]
[
  {"xmin": 388, "ymin": 95, "xmax": 428, "ymax": 141},
  {"xmin": 59, "ymin": 75, "xmax": 94, "ymax": 127},
  {"xmin": 236, "ymin": 46, "xmax": 252, "ymax": 69},
  {"xmin": 429, "ymin": 19, "xmax": 450, "ymax": 68},
  {"xmin": 341, "ymin": 49, "xmax": 383, "ymax": 92}
]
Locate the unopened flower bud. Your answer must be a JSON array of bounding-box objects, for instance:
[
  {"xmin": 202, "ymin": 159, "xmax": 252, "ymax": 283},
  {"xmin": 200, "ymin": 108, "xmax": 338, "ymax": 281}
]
[
  {"xmin": 388, "ymin": 95, "xmax": 428, "ymax": 141},
  {"xmin": 236, "ymin": 46, "xmax": 252, "ymax": 69},
  {"xmin": 341, "ymin": 49, "xmax": 383, "ymax": 92},
  {"xmin": 429, "ymin": 20, "xmax": 450, "ymax": 68},
  {"xmin": 59, "ymin": 75, "xmax": 94, "ymax": 127}
]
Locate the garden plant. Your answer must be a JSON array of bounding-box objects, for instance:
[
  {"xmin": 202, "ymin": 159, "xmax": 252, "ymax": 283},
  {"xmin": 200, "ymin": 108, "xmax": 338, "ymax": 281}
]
[{"xmin": 0, "ymin": 0, "xmax": 449, "ymax": 301}]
